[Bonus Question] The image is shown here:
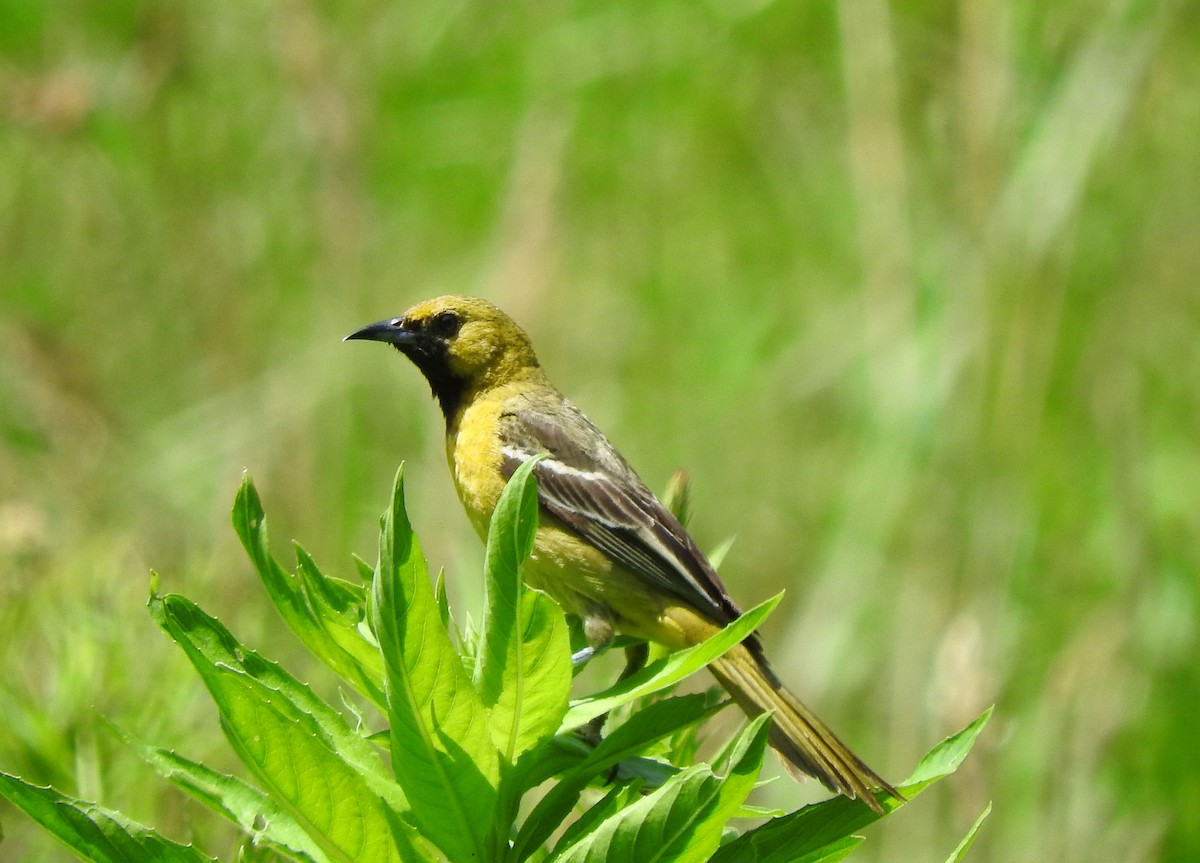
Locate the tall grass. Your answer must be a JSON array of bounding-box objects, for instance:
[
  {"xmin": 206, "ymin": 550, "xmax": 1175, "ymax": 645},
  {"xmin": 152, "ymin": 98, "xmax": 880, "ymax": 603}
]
[{"xmin": 1, "ymin": 1, "xmax": 1195, "ymax": 860}]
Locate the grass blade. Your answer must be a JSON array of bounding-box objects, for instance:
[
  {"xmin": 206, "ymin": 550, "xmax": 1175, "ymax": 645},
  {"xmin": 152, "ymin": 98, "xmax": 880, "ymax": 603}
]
[{"xmin": 945, "ymin": 802, "xmax": 992, "ymax": 863}]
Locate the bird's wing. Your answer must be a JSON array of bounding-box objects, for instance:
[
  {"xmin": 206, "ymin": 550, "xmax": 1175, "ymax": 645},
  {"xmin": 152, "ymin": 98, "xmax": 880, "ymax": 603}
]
[{"xmin": 497, "ymin": 397, "xmax": 744, "ymax": 627}]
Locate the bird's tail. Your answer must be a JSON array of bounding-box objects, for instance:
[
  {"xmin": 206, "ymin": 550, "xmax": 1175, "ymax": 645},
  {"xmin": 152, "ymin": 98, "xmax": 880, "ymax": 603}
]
[{"xmin": 708, "ymin": 644, "xmax": 900, "ymax": 813}]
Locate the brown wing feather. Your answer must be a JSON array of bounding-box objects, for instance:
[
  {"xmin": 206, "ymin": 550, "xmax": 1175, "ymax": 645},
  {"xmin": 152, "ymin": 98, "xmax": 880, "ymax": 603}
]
[{"xmin": 496, "ymin": 397, "xmax": 747, "ymax": 631}]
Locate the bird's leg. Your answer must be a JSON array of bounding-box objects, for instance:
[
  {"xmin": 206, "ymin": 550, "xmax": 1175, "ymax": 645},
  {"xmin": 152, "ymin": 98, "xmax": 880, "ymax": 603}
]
[
  {"xmin": 569, "ymin": 646, "xmax": 596, "ymax": 665},
  {"xmin": 584, "ymin": 641, "xmax": 652, "ymax": 782},
  {"xmin": 570, "ymin": 603, "xmax": 615, "ymax": 666},
  {"xmin": 571, "ymin": 617, "xmax": 656, "ymax": 785}
]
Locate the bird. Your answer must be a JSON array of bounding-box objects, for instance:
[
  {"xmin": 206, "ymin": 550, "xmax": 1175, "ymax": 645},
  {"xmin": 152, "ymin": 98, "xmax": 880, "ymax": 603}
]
[{"xmin": 346, "ymin": 295, "xmax": 898, "ymax": 812}]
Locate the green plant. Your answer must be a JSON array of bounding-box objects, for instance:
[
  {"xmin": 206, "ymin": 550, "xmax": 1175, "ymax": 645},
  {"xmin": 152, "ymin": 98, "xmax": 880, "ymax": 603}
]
[{"xmin": 0, "ymin": 462, "xmax": 988, "ymax": 862}]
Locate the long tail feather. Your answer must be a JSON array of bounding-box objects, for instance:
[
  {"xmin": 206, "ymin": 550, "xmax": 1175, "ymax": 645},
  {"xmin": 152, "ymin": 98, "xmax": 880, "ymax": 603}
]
[{"xmin": 709, "ymin": 644, "xmax": 900, "ymax": 813}]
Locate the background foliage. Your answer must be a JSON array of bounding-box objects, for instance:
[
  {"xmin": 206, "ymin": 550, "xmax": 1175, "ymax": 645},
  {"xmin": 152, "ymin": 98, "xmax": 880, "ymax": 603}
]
[{"xmin": 0, "ymin": 0, "xmax": 1195, "ymax": 860}]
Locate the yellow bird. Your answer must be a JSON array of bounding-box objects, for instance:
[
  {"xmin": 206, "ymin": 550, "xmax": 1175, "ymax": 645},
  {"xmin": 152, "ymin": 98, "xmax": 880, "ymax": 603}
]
[{"xmin": 347, "ymin": 295, "xmax": 897, "ymax": 811}]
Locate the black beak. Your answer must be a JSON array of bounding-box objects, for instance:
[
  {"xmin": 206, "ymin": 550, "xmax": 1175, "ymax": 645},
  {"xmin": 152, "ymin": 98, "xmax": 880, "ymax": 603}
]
[{"xmin": 344, "ymin": 317, "xmax": 419, "ymax": 346}]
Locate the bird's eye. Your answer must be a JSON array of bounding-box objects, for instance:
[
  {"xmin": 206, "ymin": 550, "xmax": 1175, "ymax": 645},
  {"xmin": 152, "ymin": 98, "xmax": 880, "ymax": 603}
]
[{"xmin": 430, "ymin": 310, "xmax": 461, "ymax": 339}]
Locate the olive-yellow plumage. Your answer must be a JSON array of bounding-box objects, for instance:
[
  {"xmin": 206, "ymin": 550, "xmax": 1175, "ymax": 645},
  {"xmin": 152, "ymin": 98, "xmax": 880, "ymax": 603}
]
[{"xmin": 346, "ymin": 295, "xmax": 897, "ymax": 811}]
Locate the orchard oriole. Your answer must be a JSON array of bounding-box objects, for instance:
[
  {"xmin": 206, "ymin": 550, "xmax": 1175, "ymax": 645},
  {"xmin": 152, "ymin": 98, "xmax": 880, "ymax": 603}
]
[{"xmin": 347, "ymin": 295, "xmax": 897, "ymax": 811}]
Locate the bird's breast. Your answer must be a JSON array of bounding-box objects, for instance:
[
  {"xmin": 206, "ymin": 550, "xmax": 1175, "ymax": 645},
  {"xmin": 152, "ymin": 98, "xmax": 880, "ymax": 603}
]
[{"xmin": 445, "ymin": 386, "xmax": 512, "ymax": 540}]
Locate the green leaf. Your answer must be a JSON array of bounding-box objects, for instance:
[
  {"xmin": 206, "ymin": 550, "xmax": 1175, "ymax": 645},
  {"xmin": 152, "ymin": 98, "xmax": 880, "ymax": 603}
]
[
  {"xmin": 434, "ymin": 569, "xmax": 451, "ymax": 631},
  {"xmin": 513, "ymin": 693, "xmax": 727, "ymax": 861},
  {"xmin": 944, "ymin": 803, "xmax": 992, "ymax": 863},
  {"xmin": 113, "ymin": 723, "xmax": 330, "ymax": 863},
  {"xmin": 294, "ymin": 543, "xmax": 368, "ymax": 624},
  {"xmin": 551, "ymin": 782, "xmax": 638, "ymax": 855},
  {"xmin": 589, "ymin": 693, "xmax": 726, "ymax": 778},
  {"xmin": 494, "ymin": 734, "xmax": 594, "ymax": 840},
  {"xmin": 610, "ymin": 757, "xmax": 682, "ymax": 787},
  {"xmin": 709, "ymin": 708, "xmax": 993, "ymax": 863},
  {"xmin": 369, "ymin": 466, "xmax": 500, "ymax": 863},
  {"xmin": 707, "ymin": 536, "xmax": 736, "ymax": 571},
  {"xmin": 352, "ymin": 554, "xmax": 376, "ymax": 583},
  {"xmin": 708, "ymin": 789, "xmax": 877, "ymax": 863},
  {"xmin": 733, "ymin": 803, "xmax": 787, "ymax": 819},
  {"xmin": 560, "ymin": 594, "xmax": 782, "ymax": 731},
  {"xmin": 475, "ymin": 456, "xmax": 572, "ymax": 762},
  {"xmin": 903, "ymin": 706, "xmax": 993, "ymax": 790},
  {"xmin": 661, "ymin": 470, "xmax": 691, "ymax": 524},
  {"xmin": 712, "ymin": 830, "xmax": 867, "ymax": 863},
  {"xmin": 549, "ymin": 714, "xmax": 772, "ymax": 863},
  {"xmin": 231, "ymin": 473, "xmax": 386, "ymax": 709},
  {"xmin": 295, "ymin": 544, "xmax": 387, "ymax": 687},
  {"xmin": 0, "ymin": 772, "xmax": 215, "ymax": 863},
  {"xmin": 150, "ymin": 593, "xmax": 417, "ymax": 863}
]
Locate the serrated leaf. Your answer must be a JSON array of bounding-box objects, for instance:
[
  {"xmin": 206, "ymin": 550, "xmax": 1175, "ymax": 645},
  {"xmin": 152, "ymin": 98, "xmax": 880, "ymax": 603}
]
[
  {"xmin": 476, "ymin": 457, "xmax": 571, "ymax": 762},
  {"xmin": 369, "ymin": 466, "xmax": 500, "ymax": 863},
  {"xmin": 150, "ymin": 593, "xmax": 416, "ymax": 863},
  {"xmin": 945, "ymin": 802, "xmax": 991, "ymax": 863},
  {"xmin": 295, "ymin": 544, "xmax": 387, "ymax": 694},
  {"xmin": 561, "ymin": 594, "xmax": 782, "ymax": 731},
  {"xmin": 231, "ymin": 474, "xmax": 386, "ymax": 709},
  {"xmin": 549, "ymin": 714, "xmax": 771, "ymax": 863},
  {"xmin": 148, "ymin": 593, "xmax": 402, "ymax": 802},
  {"xmin": 115, "ymin": 725, "xmax": 329, "ymax": 863},
  {"xmin": 217, "ymin": 676, "xmax": 408, "ymax": 863},
  {"xmin": 294, "ymin": 543, "xmax": 368, "ymax": 624},
  {"xmin": 0, "ymin": 772, "xmax": 215, "ymax": 863},
  {"xmin": 709, "ymin": 708, "xmax": 993, "ymax": 863}
]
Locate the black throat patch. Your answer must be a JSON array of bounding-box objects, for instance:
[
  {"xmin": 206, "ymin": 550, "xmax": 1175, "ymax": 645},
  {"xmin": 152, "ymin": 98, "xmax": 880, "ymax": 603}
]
[{"xmin": 395, "ymin": 343, "xmax": 468, "ymax": 424}]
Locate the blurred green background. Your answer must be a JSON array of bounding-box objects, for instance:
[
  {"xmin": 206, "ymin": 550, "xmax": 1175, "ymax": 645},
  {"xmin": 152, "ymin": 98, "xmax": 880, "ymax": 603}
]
[{"xmin": 1, "ymin": 0, "xmax": 1196, "ymax": 860}]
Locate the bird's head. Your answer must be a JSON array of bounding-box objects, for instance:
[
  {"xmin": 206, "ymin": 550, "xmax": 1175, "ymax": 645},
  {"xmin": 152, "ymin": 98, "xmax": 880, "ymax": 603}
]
[{"xmin": 345, "ymin": 295, "xmax": 540, "ymax": 418}]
